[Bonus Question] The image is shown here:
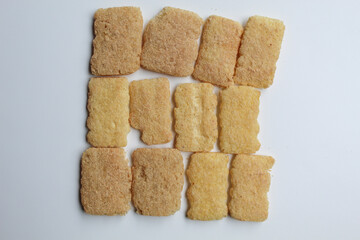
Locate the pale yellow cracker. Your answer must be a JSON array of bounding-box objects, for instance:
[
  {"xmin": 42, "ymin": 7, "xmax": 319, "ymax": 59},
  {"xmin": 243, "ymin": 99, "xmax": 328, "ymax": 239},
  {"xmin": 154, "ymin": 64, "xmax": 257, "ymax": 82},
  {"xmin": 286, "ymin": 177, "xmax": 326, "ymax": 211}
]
[
  {"xmin": 80, "ymin": 148, "xmax": 131, "ymax": 215},
  {"xmin": 234, "ymin": 16, "xmax": 285, "ymax": 88},
  {"xmin": 140, "ymin": 7, "xmax": 203, "ymax": 77},
  {"xmin": 174, "ymin": 83, "xmax": 217, "ymax": 152},
  {"xmin": 87, "ymin": 77, "xmax": 130, "ymax": 147},
  {"xmin": 229, "ymin": 154, "xmax": 275, "ymax": 221},
  {"xmin": 90, "ymin": 7, "xmax": 143, "ymax": 76},
  {"xmin": 131, "ymin": 148, "xmax": 184, "ymax": 216},
  {"xmin": 129, "ymin": 78, "xmax": 172, "ymax": 145},
  {"xmin": 219, "ymin": 86, "xmax": 260, "ymax": 154},
  {"xmin": 186, "ymin": 153, "xmax": 229, "ymax": 220},
  {"xmin": 192, "ymin": 15, "xmax": 243, "ymax": 87}
]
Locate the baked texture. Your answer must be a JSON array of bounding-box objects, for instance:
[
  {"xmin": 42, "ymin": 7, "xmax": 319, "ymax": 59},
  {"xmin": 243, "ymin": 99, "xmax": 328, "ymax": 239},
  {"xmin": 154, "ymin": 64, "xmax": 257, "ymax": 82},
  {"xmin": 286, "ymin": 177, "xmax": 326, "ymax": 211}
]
[
  {"xmin": 186, "ymin": 153, "xmax": 229, "ymax": 220},
  {"xmin": 131, "ymin": 148, "xmax": 184, "ymax": 216},
  {"xmin": 219, "ymin": 86, "xmax": 260, "ymax": 154},
  {"xmin": 234, "ymin": 16, "xmax": 285, "ymax": 88},
  {"xmin": 87, "ymin": 77, "xmax": 130, "ymax": 147},
  {"xmin": 80, "ymin": 148, "xmax": 131, "ymax": 215},
  {"xmin": 129, "ymin": 78, "xmax": 172, "ymax": 145},
  {"xmin": 90, "ymin": 7, "xmax": 143, "ymax": 76},
  {"xmin": 192, "ymin": 15, "xmax": 243, "ymax": 87},
  {"xmin": 229, "ymin": 154, "xmax": 274, "ymax": 221},
  {"xmin": 174, "ymin": 83, "xmax": 217, "ymax": 152},
  {"xmin": 140, "ymin": 7, "xmax": 203, "ymax": 76}
]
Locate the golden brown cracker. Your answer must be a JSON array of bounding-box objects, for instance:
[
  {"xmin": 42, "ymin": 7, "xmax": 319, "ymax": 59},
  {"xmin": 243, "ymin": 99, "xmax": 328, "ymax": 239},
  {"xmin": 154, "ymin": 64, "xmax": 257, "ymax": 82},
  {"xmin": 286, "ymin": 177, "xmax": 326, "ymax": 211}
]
[
  {"xmin": 129, "ymin": 78, "xmax": 172, "ymax": 145},
  {"xmin": 234, "ymin": 16, "xmax": 285, "ymax": 88},
  {"xmin": 174, "ymin": 83, "xmax": 217, "ymax": 152},
  {"xmin": 131, "ymin": 148, "xmax": 184, "ymax": 216},
  {"xmin": 192, "ymin": 15, "xmax": 243, "ymax": 87},
  {"xmin": 140, "ymin": 7, "xmax": 203, "ymax": 77},
  {"xmin": 229, "ymin": 154, "xmax": 275, "ymax": 221},
  {"xmin": 219, "ymin": 86, "xmax": 260, "ymax": 154},
  {"xmin": 87, "ymin": 77, "xmax": 130, "ymax": 147},
  {"xmin": 186, "ymin": 153, "xmax": 229, "ymax": 220},
  {"xmin": 90, "ymin": 7, "xmax": 143, "ymax": 76},
  {"xmin": 80, "ymin": 148, "xmax": 131, "ymax": 216}
]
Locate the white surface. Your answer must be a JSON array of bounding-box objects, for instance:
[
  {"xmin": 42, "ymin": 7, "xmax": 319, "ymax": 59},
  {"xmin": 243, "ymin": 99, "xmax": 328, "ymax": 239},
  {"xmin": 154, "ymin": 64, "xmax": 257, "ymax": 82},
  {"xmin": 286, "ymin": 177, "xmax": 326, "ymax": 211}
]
[{"xmin": 0, "ymin": 0, "xmax": 360, "ymax": 239}]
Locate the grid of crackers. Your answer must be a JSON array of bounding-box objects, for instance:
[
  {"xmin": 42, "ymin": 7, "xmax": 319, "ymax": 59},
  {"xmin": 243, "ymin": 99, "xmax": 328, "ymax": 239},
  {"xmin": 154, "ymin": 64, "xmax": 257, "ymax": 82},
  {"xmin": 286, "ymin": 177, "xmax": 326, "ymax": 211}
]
[{"xmin": 81, "ymin": 6, "xmax": 285, "ymax": 221}]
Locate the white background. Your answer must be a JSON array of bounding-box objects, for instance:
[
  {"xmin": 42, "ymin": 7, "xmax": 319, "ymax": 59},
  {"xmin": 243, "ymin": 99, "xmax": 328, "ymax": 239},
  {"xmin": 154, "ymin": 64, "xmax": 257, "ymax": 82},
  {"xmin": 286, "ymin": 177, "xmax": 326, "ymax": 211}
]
[{"xmin": 0, "ymin": 0, "xmax": 359, "ymax": 239}]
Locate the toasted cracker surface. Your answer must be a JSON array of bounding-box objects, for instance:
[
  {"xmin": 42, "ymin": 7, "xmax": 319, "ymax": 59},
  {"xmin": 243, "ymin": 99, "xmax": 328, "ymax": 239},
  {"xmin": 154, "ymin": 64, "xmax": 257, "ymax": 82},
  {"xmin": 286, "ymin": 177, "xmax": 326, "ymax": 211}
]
[
  {"xmin": 234, "ymin": 16, "xmax": 285, "ymax": 88},
  {"xmin": 80, "ymin": 148, "xmax": 131, "ymax": 215},
  {"xmin": 90, "ymin": 7, "xmax": 143, "ymax": 76},
  {"xmin": 129, "ymin": 78, "xmax": 172, "ymax": 145},
  {"xmin": 174, "ymin": 83, "xmax": 217, "ymax": 152},
  {"xmin": 229, "ymin": 154, "xmax": 274, "ymax": 221},
  {"xmin": 186, "ymin": 153, "xmax": 229, "ymax": 220},
  {"xmin": 87, "ymin": 77, "xmax": 130, "ymax": 147},
  {"xmin": 192, "ymin": 15, "xmax": 243, "ymax": 87},
  {"xmin": 140, "ymin": 7, "xmax": 203, "ymax": 77},
  {"xmin": 131, "ymin": 148, "xmax": 184, "ymax": 216},
  {"xmin": 219, "ymin": 86, "xmax": 260, "ymax": 154}
]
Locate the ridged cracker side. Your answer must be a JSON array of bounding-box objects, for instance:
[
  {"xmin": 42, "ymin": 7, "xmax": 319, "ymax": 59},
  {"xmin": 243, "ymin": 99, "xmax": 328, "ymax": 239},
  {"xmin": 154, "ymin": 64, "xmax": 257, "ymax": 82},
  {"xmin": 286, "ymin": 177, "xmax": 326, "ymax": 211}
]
[
  {"xmin": 229, "ymin": 154, "xmax": 274, "ymax": 221},
  {"xmin": 192, "ymin": 15, "xmax": 243, "ymax": 87},
  {"xmin": 234, "ymin": 16, "xmax": 285, "ymax": 88},
  {"xmin": 80, "ymin": 148, "xmax": 131, "ymax": 215},
  {"xmin": 131, "ymin": 148, "xmax": 184, "ymax": 216},
  {"xmin": 129, "ymin": 78, "xmax": 172, "ymax": 145},
  {"xmin": 186, "ymin": 153, "xmax": 229, "ymax": 220},
  {"xmin": 87, "ymin": 77, "xmax": 130, "ymax": 147},
  {"xmin": 219, "ymin": 86, "xmax": 260, "ymax": 154},
  {"xmin": 140, "ymin": 7, "xmax": 203, "ymax": 77},
  {"xmin": 174, "ymin": 83, "xmax": 217, "ymax": 152},
  {"xmin": 90, "ymin": 7, "xmax": 143, "ymax": 76}
]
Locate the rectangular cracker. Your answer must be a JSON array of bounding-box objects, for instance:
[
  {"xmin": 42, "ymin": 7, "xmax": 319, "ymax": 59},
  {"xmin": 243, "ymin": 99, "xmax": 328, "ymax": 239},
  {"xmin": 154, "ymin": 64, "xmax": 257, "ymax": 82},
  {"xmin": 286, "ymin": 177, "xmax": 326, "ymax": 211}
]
[
  {"xmin": 229, "ymin": 154, "xmax": 275, "ymax": 221},
  {"xmin": 87, "ymin": 77, "xmax": 130, "ymax": 147},
  {"xmin": 186, "ymin": 153, "xmax": 229, "ymax": 220},
  {"xmin": 90, "ymin": 7, "xmax": 143, "ymax": 76},
  {"xmin": 80, "ymin": 148, "xmax": 131, "ymax": 215},
  {"xmin": 234, "ymin": 16, "xmax": 285, "ymax": 88},
  {"xmin": 192, "ymin": 15, "xmax": 243, "ymax": 87},
  {"xmin": 219, "ymin": 86, "xmax": 260, "ymax": 154},
  {"xmin": 174, "ymin": 83, "xmax": 217, "ymax": 152},
  {"xmin": 140, "ymin": 7, "xmax": 203, "ymax": 77},
  {"xmin": 131, "ymin": 148, "xmax": 184, "ymax": 216},
  {"xmin": 129, "ymin": 78, "xmax": 172, "ymax": 145}
]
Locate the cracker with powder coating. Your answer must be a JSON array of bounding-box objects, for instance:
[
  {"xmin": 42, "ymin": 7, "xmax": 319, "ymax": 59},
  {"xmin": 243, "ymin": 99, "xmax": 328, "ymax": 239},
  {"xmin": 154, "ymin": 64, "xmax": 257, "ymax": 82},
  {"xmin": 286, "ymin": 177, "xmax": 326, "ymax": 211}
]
[
  {"xmin": 131, "ymin": 148, "xmax": 184, "ymax": 216},
  {"xmin": 192, "ymin": 15, "xmax": 243, "ymax": 87},
  {"xmin": 229, "ymin": 154, "xmax": 275, "ymax": 221},
  {"xmin": 87, "ymin": 77, "xmax": 130, "ymax": 147},
  {"xmin": 80, "ymin": 148, "xmax": 131, "ymax": 216},
  {"xmin": 90, "ymin": 7, "xmax": 143, "ymax": 76},
  {"xmin": 140, "ymin": 7, "xmax": 203, "ymax": 77},
  {"xmin": 186, "ymin": 153, "xmax": 229, "ymax": 221},
  {"xmin": 129, "ymin": 78, "xmax": 172, "ymax": 145},
  {"xmin": 234, "ymin": 16, "xmax": 285, "ymax": 88},
  {"xmin": 219, "ymin": 86, "xmax": 260, "ymax": 154},
  {"xmin": 174, "ymin": 83, "xmax": 217, "ymax": 152}
]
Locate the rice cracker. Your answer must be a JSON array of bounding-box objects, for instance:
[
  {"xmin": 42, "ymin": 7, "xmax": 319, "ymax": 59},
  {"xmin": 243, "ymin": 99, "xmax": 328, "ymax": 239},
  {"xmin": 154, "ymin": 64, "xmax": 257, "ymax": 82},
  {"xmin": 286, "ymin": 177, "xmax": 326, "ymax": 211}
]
[
  {"xmin": 90, "ymin": 7, "xmax": 143, "ymax": 76},
  {"xmin": 186, "ymin": 153, "xmax": 229, "ymax": 220},
  {"xmin": 219, "ymin": 86, "xmax": 260, "ymax": 154},
  {"xmin": 80, "ymin": 148, "xmax": 131, "ymax": 215},
  {"xmin": 131, "ymin": 148, "xmax": 184, "ymax": 216},
  {"xmin": 87, "ymin": 77, "xmax": 130, "ymax": 147},
  {"xmin": 141, "ymin": 7, "xmax": 203, "ymax": 76},
  {"xmin": 234, "ymin": 16, "xmax": 285, "ymax": 88},
  {"xmin": 229, "ymin": 154, "xmax": 275, "ymax": 221},
  {"xmin": 193, "ymin": 15, "xmax": 243, "ymax": 87},
  {"xmin": 174, "ymin": 83, "xmax": 217, "ymax": 152},
  {"xmin": 129, "ymin": 78, "xmax": 172, "ymax": 145}
]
